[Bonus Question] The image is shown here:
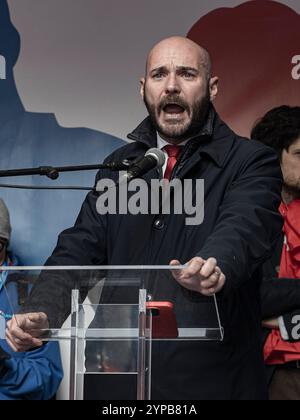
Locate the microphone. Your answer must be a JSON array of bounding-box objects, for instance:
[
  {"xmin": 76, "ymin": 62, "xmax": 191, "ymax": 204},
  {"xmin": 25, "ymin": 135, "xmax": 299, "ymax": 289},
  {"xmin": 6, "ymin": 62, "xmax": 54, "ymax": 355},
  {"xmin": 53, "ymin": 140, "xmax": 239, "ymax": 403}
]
[{"xmin": 118, "ymin": 148, "xmax": 166, "ymax": 184}]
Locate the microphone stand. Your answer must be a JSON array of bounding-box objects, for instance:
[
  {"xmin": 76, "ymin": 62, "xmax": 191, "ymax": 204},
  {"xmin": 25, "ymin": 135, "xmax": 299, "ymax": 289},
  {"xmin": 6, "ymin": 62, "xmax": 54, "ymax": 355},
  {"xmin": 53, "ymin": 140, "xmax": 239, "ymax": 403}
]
[{"xmin": 0, "ymin": 160, "xmax": 131, "ymax": 180}]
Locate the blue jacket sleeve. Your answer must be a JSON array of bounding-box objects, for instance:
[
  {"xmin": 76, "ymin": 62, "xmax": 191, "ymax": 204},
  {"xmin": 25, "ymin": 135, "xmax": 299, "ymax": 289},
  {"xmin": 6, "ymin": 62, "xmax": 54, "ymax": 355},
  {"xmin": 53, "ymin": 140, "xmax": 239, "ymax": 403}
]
[
  {"xmin": 0, "ymin": 340, "xmax": 63, "ymax": 400},
  {"xmin": 0, "ymin": 271, "xmax": 63, "ymax": 400}
]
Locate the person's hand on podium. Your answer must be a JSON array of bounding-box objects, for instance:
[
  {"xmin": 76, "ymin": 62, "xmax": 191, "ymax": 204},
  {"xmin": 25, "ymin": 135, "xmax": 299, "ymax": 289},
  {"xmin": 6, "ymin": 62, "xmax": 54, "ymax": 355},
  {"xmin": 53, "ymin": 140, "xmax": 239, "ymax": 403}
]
[
  {"xmin": 6, "ymin": 313, "xmax": 49, "ymax": 352},
  {"xmin": 170, "ymin": 257, "xmax": 226, "ymax": 296}
]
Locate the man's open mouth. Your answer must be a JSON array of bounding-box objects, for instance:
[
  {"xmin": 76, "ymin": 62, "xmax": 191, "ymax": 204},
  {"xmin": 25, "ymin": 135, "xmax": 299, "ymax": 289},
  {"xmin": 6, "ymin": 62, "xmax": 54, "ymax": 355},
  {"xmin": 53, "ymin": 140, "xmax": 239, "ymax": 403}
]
[{"xmin": 163, "ymin": 103, "xmax": 186, "ymax": 115}]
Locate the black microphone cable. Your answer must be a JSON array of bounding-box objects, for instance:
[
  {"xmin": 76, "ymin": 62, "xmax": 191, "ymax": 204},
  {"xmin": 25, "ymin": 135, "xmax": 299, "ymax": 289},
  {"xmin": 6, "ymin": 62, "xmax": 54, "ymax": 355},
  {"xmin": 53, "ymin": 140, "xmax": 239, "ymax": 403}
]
[{"xmin": 0, "ymin": 184, "xmax": 94, "ymax": 191}]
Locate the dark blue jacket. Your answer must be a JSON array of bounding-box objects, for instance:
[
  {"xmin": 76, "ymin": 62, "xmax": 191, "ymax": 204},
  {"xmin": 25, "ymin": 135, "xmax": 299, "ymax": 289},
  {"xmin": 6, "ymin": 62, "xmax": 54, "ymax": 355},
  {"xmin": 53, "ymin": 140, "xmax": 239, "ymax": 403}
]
[
  {"xmin": 0, "ymin": 257, "xmax": 63, "ymax": 400},
  {"xmin": 24, "ymin": 108, "xmax": 283, "ymax": 400}
]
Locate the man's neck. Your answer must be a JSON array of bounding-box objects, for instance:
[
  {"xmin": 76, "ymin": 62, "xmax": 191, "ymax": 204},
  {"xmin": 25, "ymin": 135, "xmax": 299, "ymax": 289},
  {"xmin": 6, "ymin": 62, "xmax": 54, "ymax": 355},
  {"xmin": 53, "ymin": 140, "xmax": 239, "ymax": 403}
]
[{"xmin": 158, "ymin": 137, "xmax": 187, "ymax": 146}]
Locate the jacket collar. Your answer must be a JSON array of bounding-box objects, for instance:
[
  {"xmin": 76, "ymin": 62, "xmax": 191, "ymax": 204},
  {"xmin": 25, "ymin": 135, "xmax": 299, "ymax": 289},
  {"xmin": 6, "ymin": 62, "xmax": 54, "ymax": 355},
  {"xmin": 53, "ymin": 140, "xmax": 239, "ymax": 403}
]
[{"xmin": 127, "ymin": 106, "xmax": 236, "ymax": 169}]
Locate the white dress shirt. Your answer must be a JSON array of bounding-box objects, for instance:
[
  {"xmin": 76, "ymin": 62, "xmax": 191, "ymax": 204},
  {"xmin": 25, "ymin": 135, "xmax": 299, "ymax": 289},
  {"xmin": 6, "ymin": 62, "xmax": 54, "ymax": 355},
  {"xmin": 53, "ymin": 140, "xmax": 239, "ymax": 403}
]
[{"xmin": 156, "ymin": 133, "xmax": 189, "ymax": 177}]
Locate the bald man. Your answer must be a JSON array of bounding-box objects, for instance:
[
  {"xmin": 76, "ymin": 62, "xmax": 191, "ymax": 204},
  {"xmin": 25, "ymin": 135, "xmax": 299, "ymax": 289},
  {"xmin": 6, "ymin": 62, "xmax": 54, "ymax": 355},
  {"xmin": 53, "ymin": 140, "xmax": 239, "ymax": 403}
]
[{"xmin": 7, "ymin": 37, "xmax": 282, "ymax": 400}]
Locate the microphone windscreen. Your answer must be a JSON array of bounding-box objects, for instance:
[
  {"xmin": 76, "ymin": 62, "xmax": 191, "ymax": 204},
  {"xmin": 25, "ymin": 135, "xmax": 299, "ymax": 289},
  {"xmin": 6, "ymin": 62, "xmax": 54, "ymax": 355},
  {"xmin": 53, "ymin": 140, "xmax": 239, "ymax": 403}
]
[{"xmin": 145, "ymin": 148, "xmax": 166, "ymax": 168}]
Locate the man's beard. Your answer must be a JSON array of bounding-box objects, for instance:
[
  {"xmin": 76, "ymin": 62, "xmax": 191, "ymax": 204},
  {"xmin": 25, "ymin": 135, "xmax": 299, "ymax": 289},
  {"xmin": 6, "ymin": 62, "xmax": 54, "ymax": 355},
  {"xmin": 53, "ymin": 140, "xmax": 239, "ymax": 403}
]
[
  {"xmin": 144, "ymin": 88, "xmax": 211, "ymax": 142},
  {"xmin": 283, "ymin": 180, "xmax": 300, "ymax": 199}
]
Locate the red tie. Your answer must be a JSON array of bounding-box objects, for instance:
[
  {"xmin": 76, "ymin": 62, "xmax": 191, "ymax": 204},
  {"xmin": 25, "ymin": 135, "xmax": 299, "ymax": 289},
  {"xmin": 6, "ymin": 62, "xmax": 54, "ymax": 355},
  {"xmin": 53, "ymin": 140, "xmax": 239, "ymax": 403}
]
[{"xmin": 163, "ymin": 145, "xmax": 183, "ymax": 181}]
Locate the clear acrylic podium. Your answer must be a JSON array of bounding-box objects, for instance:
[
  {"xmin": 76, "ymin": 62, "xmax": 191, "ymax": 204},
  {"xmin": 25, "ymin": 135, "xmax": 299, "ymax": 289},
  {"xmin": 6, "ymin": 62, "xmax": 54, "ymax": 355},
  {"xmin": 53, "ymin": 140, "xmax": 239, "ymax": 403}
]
[{"xmin": 1, "ymin": 266, "xmax": 224, "ymax": 400}]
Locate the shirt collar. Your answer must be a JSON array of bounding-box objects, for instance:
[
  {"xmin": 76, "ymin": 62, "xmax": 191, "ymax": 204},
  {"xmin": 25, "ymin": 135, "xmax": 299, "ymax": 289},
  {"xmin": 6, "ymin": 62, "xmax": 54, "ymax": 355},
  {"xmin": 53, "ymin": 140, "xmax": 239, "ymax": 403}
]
[{"xmin": 156, "ymin": 133, "xmax": 189, "ymax": 150}]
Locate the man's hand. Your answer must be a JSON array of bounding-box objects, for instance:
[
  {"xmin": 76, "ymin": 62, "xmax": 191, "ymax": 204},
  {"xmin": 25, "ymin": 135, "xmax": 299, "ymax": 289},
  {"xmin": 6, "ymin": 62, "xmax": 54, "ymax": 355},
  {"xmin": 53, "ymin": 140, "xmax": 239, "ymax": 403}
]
[
  {"xmin": 170, "ymin": 257, "xmax": 226, "ymax": 296},
  {"xmin": 6, "ymin": 313, "xmax": 49, "ymax": 352}
]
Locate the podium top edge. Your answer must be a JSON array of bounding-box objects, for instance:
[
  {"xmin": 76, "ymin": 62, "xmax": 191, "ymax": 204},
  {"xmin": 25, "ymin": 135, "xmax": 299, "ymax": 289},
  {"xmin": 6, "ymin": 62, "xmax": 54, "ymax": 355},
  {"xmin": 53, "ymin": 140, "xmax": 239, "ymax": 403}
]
[{"xmin": 0, "ymin": 265, "xmax": 187, "ymax": 271}]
